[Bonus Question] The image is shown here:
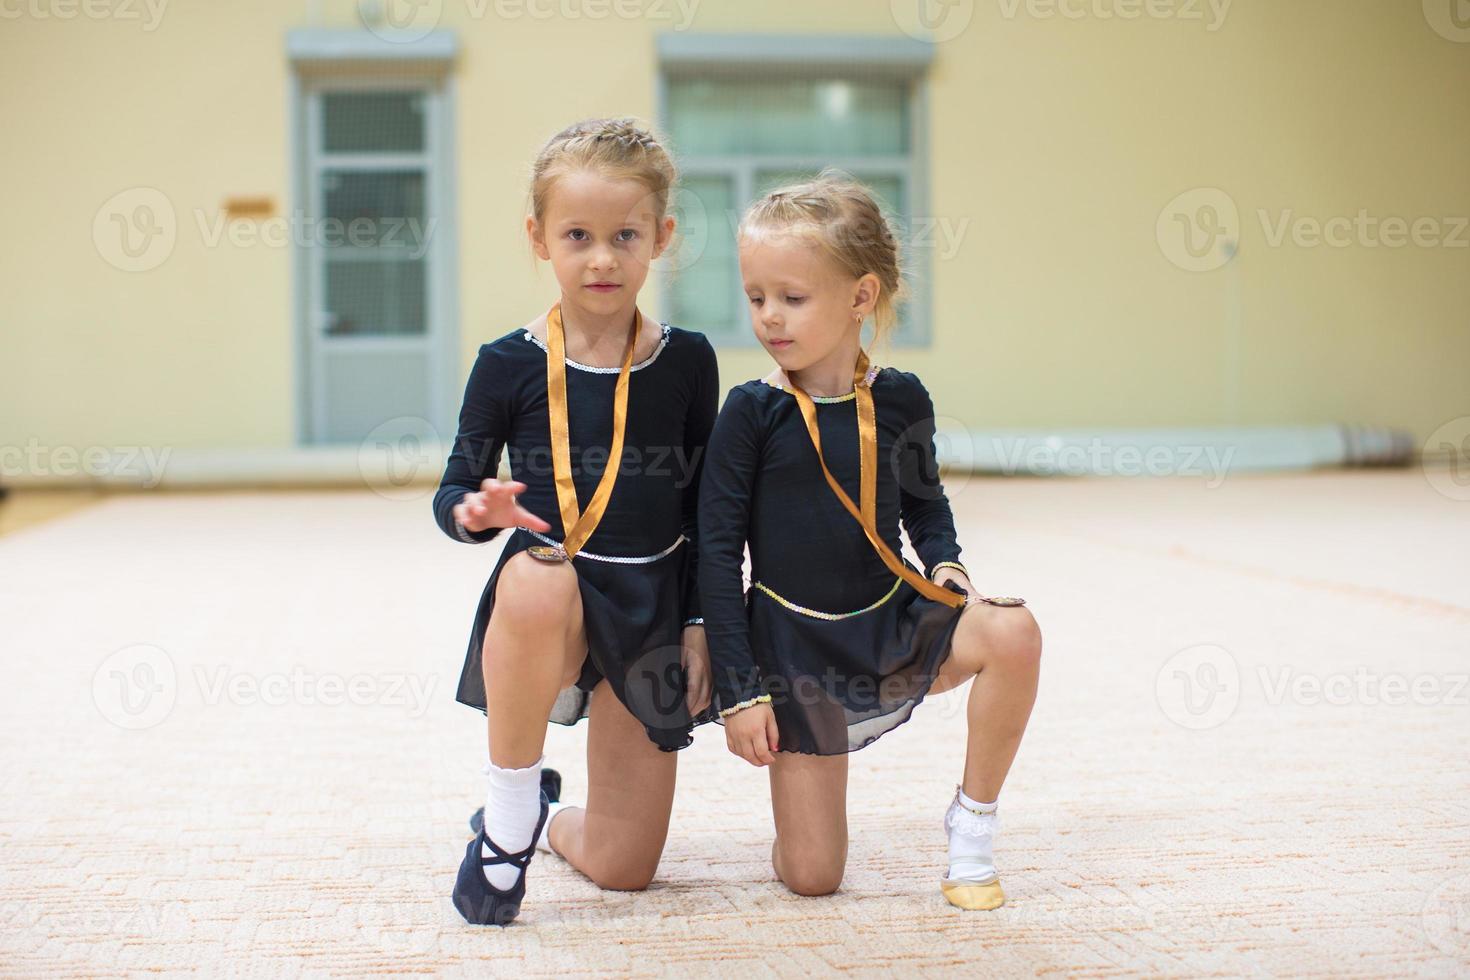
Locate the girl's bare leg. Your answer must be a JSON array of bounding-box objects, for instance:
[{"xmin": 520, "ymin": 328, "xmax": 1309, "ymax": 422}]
[
  {"xmin": 927, "ymin": 603, "xmax": 1043, "ymax": 801},
  {"xmin": 482, "ymin": 551, "xmax": 588, "ymax": 768},
  {"xmin": 547, "ymin": 678, "xmax": 678, "ymax": 890},
  {"xmin": 768, "ymin": 751, "xmax": 849, "ymax": 896}
]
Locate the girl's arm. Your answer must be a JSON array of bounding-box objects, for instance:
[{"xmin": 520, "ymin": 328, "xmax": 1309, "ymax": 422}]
[
  {"xmin": 697, "ymin": 385, "xmax": 764, "ymax": 712},
  {"xmin": 678, "ymin": 335, "xmax": 720, "ymax": 624},
  {"xmin": 896, "ymin": 372, "xmax": 967, "ymax": 580},
  {"xmin": 432, "ymin": 346, "xmax": 512, "ymax": 544}
]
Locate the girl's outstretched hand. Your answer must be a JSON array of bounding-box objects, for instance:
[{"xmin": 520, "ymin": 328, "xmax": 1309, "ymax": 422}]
[
  {"xmin": 725, "ymin": 701, "xmax": 779, "ymax": 766},
  {"xmin": 453, "ymin": 479, "xmax": 551, "ymax": 534}
]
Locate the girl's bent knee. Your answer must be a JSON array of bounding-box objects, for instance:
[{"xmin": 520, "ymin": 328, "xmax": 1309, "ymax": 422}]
[
  {"xmin": 780, "ymin": 865, "xmax": 843, "ymax": 897},
  {"xmin": 587, "ymin": 860, "xmax": 658, "ymax": 892},
  {"xmin": 494, "ymin": 553, "xmax": 579, "ymax": 626}
]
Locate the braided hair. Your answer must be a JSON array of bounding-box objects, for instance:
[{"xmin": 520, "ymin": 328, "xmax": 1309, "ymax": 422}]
[
  {"xmin": 739, "ymin": 169, "xmax": 908, "ymax": 347},
  {"xmin": 529, "ymin": 117, "xmax": 678, "ymax": 225}
]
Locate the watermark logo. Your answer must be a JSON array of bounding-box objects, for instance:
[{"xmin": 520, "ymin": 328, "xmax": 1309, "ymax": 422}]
[
  {"xmin": 92, "ymin": 643, "xmax": 178, "ymax": 730},
  {"xmin": 1156, "ymin": 643, "xmax": 1240, "ymax": 730},
  {"xmin": 359, "ymin": 0, "xmax": 444, "ymax": 43},
  {"xmin": 1157, "ymin": 188, "xmax": 1239, "ymax": 272},
  {"xmin": 891, "ymin": 0, "xmax": 976, "ymax": 42},
  {"xmin": 93, "ymin": 187, "xmax": 176, "ymax": 273},
  {"xmin": 359, "ymin": 416, "xmax": 441, "ymax": 501},
  {"xmin": 1423, "ymin": 0, "xmax": 1470, "ymax": 42},
  {"xmin": 1422, "ymin": 416, "xmax": 1470, "ymax": 502}
]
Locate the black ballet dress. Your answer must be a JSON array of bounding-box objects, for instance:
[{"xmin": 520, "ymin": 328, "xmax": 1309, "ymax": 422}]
[
  {"xmin": 697, "ymin": 367, "xmax": 970, "ymax": 755},
  {"xmin": 432, "ymin": 319, "xmax": 720, "ymax": 752}
]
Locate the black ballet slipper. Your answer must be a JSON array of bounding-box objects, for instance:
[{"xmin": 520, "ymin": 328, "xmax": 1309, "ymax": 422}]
[
  {"xmin": 469, "ymin": 767, "xmax": 561, "ymax": 835},
  {"xmin": 451, "ymin": 789, "xmax": 551, "ymax": 926}
]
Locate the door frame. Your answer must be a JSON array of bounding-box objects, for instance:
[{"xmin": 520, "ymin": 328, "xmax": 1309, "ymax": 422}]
[{"xmin": 287, "ymin": 52, "xmax": 460, "ymax": 447}]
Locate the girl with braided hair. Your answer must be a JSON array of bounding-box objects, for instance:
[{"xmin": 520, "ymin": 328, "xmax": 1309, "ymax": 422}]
[
  {"xmin": 435, "ymin": 117, "xmax": 719, "ymax": 925},
  {"xmin": 698, "ymin": 171, "xmax": 1043, "ymax": 910}
]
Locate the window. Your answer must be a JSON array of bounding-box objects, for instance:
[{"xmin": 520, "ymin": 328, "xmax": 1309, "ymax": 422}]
[{"xmin": 658, "ymin": 34, "xmax": 934, "ymax": 346}]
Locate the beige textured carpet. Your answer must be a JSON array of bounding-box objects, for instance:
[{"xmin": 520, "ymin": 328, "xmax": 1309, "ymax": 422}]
[{"xmin": 2, "ymin": 472, "xmax": 1468, "ymax": 977}]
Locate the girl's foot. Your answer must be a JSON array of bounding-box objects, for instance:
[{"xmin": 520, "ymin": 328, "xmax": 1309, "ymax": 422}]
[
  {"xmin": 940, "ymin": 785, "xmax": 1006, "ymax": 911},
  {"xmin": 470, "ymin": 767, "xmax": 564, "ymax": 854},
  {"xmin": 452, "ymin": 790, "xmax": 550, "ymax": 926}
]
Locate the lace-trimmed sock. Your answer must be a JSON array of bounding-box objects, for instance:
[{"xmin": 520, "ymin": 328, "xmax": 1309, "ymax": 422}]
[{"xmin": 941, "ymin": 785, "xmax": 1006, "ymax": 911}]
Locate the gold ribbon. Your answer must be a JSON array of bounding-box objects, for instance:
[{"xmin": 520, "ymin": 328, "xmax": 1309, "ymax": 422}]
[
  {"xmin": 541, "ymin": 302, "xmax": 639, "ymax": 560},
  {"xmin": 785, "ymin": 349, "xmax": 969, "ymax": 610}
]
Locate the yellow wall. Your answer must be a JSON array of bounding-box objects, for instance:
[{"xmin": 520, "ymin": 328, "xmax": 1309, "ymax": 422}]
[{"xmin": 3, "ymin": 0, "xmax": 1466, "ymax": 455}]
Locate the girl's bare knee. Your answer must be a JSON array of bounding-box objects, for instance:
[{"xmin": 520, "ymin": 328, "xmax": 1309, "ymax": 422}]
[
  {"xmin": 996, "ymin": 609, "xmax": 1043, "ymax": 671},
  {"xmin": 780, "ymin": 860, "xmax": 843, "ymax": 897},
  {"xmin": 774, "ymin": 838, "xmax": 845, "ymax": 896},
  {"xmin": 584, "ymin": 851, "xmax": 660, "ymax": 892},
  {"xmin": 494, "ymin": 553, "xmax": 579, "ymax": 629}
]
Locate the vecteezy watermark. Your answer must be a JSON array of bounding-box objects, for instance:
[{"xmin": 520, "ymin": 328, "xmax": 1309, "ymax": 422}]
[
  {"xmin": 1423, "ymin": 0, "xmax": 1470, "ymax": 43},
  {"xmin": 93, "ymin": 187, "xmax": 177, "ymax": 273},
  {"xmin": 93, "ymin": 188, "xmax": 438, "ymax": 273},
  {"xmin": 1159, "ymin": 188, "xmax": 1470, "ymax": 271},
  {"xmin": 1, "ymin": 439, "xmax": 171, "ymax": 487},
  {"xmin": 359, "ymin": 416, "xmax": 442, "ymax": 502},
  {"xmin": 1158, "ymin": 643, "xmax": 1469, "ymax": 731},
  {"xmin": 93, "ymin": 644, "xmax": 178, "ymax": 730},
  {"xmin": 356, "ymin": 0, "xmax": 701, "ymax": 43},
  {"xmin": 0, "ymin": 0, "xmax": 169, "ymax": 30},
  {"xmin": 1422, "ymin": 872, "xmax": 1470, "ymax": 956},
  {"xmin": 0, "ymin": 899, "xmax": 175, "ymax": 940},
  {"xmin": 1157, "ymin": 188, "xmax": 1240, "ymax": 272},
  {"xmin": 1156, "ymin": 643, "xmax": 1242, "ymax": 730},
  {"xmin": 891, "ymin": 0, "xmax": 976, "ymax": 43},
  {"xmin": 1257, "ymin": 209, "xmax": 1470, "ymax": 250},
  {"xmin": 996, "ymin": 0, "xmax": 1231, "ymax": 30},
  {"xmin": 1422, "ymin": 416, "xmax": 1470, "ymax": 502},
  {"xmin": 193, "ymin": 665, "xmax": 436, "ymax": 718},
  {"xmin": 92, "ymin": 644, "xmax": 438, "ymax": 728},
  {"xmin": 1258, "ymin": 666, "xmax": 1469, "ymax": 708},
  {"xmin": 989, "ymin": 436, "xmax": 1236, "ymax": 485}
]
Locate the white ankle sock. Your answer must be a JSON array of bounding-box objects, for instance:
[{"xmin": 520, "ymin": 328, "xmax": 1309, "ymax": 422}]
[
  {"xmin": 536, "ymin": 802, "xmax": 569, "ymax": 856},
  {"xmin": 944, "ymin": 786, "xmax": 999, "ymax": 883},
  {"xmin": 480, "ymin": 756, "xmax": 545, "ymax": 890}
]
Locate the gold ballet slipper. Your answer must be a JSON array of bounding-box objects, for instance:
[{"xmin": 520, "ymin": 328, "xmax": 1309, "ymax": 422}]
[{"xmin": 940, "ymin": 876, "xmax": 1006, "ymax": 911}]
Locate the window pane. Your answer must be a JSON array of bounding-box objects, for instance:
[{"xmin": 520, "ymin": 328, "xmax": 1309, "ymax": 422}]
[
  {"xmin": 323, "ymin": 92, "xmax": 425, "ymax": 153},
  {"xmin": 322, "ymin": 170, "xmax": 425, "ymax": 248},
  {"xmin": 667, "ymin": 176, "xmax": 741, "ymax": 337},
  {"xmin": 325, "ymin": 257, "xmax": 426, "ymax": 336},
  {"xmin": 667, "ymin": 77, "xmax": 907, "ymax": 156}
]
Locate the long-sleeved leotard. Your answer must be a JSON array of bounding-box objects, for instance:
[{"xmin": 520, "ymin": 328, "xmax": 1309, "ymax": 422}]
[
  {"xmin": 434, "ymin": 319, "xmax": 719, "ymax": 750},
  {"xmin": 697, "ymin": 367, "xmax": 968, "ymax": 754}
]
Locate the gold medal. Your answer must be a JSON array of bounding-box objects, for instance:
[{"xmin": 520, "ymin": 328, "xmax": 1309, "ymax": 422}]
[
  {"xmin": 527, "ymin": 544, "xmax": 567, "ymax": 563},
  {"xmin": 538, "ymin": 302, "xmax": 640, "ymax": 563},
  {"xmin": 786, "ymin": 352, "xmax": 1024, "ymax": 612}
]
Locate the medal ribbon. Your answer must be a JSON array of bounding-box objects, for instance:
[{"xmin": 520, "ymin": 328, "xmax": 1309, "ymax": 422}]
[
  {"xmin": 786, "ymin": 349, "xmax": 968, "ymax": 610},
  {"xmin": 545, "ymin": 302, "xmax": 639, "ymax": 560}
]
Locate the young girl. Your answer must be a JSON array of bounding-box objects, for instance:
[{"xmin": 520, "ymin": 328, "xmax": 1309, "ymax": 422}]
[
  {"xmin": 697, "ymin": 173, "xmax": 1042, "ymax": 910},
  {"xmin": 434, "ymin": 118, "xmax": 719, "ymax": 925}
]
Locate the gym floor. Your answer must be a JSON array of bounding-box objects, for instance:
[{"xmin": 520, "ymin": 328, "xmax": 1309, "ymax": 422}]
[{"xmin": 1, "ymin": 470, "xmax": 1466, "ymax": 975}]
